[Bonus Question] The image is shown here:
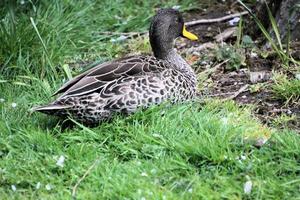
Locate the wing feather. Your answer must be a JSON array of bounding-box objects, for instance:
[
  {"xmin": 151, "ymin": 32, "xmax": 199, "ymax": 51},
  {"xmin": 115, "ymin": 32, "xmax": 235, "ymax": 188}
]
[{"xmin": 55, "ymin": 56, "xmax": 167, "ymax": 98}]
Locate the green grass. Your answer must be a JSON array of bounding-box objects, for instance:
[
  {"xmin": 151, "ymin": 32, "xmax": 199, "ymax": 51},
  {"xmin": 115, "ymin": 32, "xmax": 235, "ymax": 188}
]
[
  {"xmin": 237, "ymin": 0, "xmax": 300, "ymax": 67},
  {"xmin": 0, "ymin": 0, "xmax": 195, "ymax": 79},
  {"xmin": 272, "ymin": 72, "xmax": 300, "ymax": 101},
  {"xmin": 0, "ymin": 0, "xmax": 300, "ymax": 199},
  {"xmin": 1, "ymin": 84, "xmax": 299, "ymax": 199}
]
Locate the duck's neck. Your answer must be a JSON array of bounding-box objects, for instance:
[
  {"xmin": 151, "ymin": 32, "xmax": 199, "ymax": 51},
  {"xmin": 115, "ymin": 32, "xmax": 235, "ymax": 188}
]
[
  {"xmin": 164, "ymin": 49, "xmax": 197, "ymax": 85},
  {"xmin": 150, "ymin": 36, "xmax": 173, "ymax": 59}
]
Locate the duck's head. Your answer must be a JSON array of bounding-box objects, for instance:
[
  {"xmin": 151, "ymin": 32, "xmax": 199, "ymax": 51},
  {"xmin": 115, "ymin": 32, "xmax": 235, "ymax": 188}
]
[{"xmin": 149, "ymin": 8, "xmax": 198, "ymax": 59}]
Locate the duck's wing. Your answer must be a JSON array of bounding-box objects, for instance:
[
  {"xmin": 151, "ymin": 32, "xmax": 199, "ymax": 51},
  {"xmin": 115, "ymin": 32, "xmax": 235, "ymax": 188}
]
[{"xmin": 54, "ymin": 56, "xmax": 167, "ymax": 98}]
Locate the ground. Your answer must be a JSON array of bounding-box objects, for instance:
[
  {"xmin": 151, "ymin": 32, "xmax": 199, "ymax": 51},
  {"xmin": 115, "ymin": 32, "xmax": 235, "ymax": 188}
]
[
  {"xmin": 0, "ymin": 0, "xmax": 299, "ymax": 199},
  {"xmin": 180, "ymin": 4, "xmax": 300, "ymax": 131}
]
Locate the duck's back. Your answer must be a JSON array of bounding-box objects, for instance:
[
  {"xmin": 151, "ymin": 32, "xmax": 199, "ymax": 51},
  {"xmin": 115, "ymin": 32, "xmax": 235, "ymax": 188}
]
[{"xmin": 34, "ymin": 55, "xmax": 196, "ymax": 125}]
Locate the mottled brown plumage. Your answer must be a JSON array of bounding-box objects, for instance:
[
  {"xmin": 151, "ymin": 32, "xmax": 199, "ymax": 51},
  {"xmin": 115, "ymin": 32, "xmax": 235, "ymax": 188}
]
[{"xmin": 32, "ymin": 8, "xmax": 199, "ymax": 125}]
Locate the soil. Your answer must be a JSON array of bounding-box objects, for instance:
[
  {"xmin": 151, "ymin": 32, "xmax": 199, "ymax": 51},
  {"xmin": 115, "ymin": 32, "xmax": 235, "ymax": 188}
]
[{"xmin": 179, "ymin": 2, "xmax": 300, "ymax": 132}]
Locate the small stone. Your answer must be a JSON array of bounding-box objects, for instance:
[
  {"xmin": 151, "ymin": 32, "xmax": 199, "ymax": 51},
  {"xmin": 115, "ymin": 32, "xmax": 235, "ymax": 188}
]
[
  {"xmin": 200, "ymin": 61, "xmax": 208, "ymax": 65},
  {"xmin": 11, "ymin": 103, "xmax": 17, "ymax": 108},
  {"xmin": 188, "ymin": 188, "xmax": 193, "ymax": 193},
  {"xmin": 255, "ymin": 137, "xmax": 268, "ymax": 147},
  {"xmin": 0, "ymin": 98, "xmax": 4, "ymax": 102},
  {"xmin": 192, "ymin": 51, "xmax": 200, "ymax": 56},
  {"xmin": 250, "ymin": 52, "xmax": 258, "ymax": 58},
  {"xmin": 249, "ymin": 71, "xmax": 267, "ymax": 83}
]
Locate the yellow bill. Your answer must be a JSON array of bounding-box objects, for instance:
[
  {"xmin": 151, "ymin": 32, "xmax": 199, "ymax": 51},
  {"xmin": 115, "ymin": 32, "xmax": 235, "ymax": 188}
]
[{"xmin": 182, "ymin": 25, "xmax": 198, "ymax": 41}]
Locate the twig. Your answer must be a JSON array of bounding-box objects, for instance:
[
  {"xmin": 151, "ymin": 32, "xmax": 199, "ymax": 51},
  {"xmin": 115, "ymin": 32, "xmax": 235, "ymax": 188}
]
[
  {"xmin": 72, "ymin": 157, "xmax": 101, "ymax": 200},
  {"xmin": 183, "ymin": 42, "xmax": 217, "ymax": 55},
  {"xmin": 185, "ymin": 11, "xmax": 248, "ymax": 26},
  {"xmin": 206, "ymin": 91, "xmax": 237, "ymax": 97},
  {"xmin": 97, "ymin": 11, "xmax": 248, "ymax": 41},
  {"xmin": 214, "ymin": 27, "xmax": 237, "ymax": 42},
  {"xmin": 224, "ymin": 84, "xmax": 249, "ymax": 101},
  {"xmin": 195, "ymin": 59, "xmax": 229, "ymax": 82},
  {"xmin": 183, "ymin": 27, "xmax": 237, "ymax": 55},
  {"xmin": 97, "ymin": 11, "xmax": 248, "ymax": 43},
  {"xmin": 98, "ymin": 31, "xmax": 148, "ymax": 37}
]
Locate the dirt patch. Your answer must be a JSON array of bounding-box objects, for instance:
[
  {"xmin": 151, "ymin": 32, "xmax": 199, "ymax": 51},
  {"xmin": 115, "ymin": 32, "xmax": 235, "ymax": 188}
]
[
  {"xmin": 204, "ymin": 63, "xmax": 300, "ymax": 131},
  {"xmin": 179, "ymin": 4, "xmax": 300, "ymax": 131}
]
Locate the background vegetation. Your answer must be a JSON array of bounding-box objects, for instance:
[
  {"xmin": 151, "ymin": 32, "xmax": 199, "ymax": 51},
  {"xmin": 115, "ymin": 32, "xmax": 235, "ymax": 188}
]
[{"xmin": 0, "ymin": 0, "xmax": 299, "ymax": 199}]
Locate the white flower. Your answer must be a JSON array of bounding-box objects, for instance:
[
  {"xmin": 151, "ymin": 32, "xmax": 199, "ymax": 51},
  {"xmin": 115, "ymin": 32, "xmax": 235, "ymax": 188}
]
[
  {"xmin": 11, "ymin": 185, "xmax": 17, "ymax": 191},
  {"xmin": 221, "ymin": 117, "xmax": 228, "ymax": 124},
  {"xmin": 141, "ymin": 172, "xmax": 148, "ymax": 177},
  {"xmin": 152, "ymin": 133, "xmax": 161, "ymax": 138},
  {"xmin": 0, "ymin": 98, "xmax": 4, "ymax": 102},
  {"xmin": 56, "ymin": 155, "xmax": 65, "ymax": 167},
  {"xmin": 45, "ymin": 184, "xmax": 52, "ymax": 190},
  {"xmin": 240, "ymin": 155, "xmax": 246, "ymax": 160},
  {"xmin": 188, "ymin": 188, "xmax": 193, "ymax": 193},
  {"xmin": 172, "ymin": 5, "xmax": 181, "ymax": 10},
  {"xmin": 36, "ymin": 182, "xmax": 41, "ymax": 189},
  {"xmin": 11, "ymin": 103, "xmax": 17, "ymax": 108},
  {"xmin": 244, "ymin": 180, "xmax": 253, "ymax": 194},
  {"xmin": 110, "ymin": 35, "xmax": 127, "ymax": 43},
  {"xmin": 136, "ymin": 161, "xmax": 142, "ymax": 166},
  {"xmin": 296, "ymin": 74, "xmax": 300, "ymax": 80},
  {"xmin": 140, "ymin": 197, "xmax": 146, "ymax": 200}
]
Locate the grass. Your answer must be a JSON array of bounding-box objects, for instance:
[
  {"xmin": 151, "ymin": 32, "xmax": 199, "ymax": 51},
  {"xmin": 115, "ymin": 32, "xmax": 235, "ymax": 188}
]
[
  {"xmin": 0, "ymin": 0, "xmax": 300, "ymax": 199},
  {"xmin": 237, "ymin": 0, "xmax": 300, "ymax": 67},
  {"xmin": 1, "ymin": 84, "xmax": 299, "ymax": 199},
  {"xmin": 0, "ymin": 0, "xmax": 195, "ymax": 79},
  {"xmin": 272, "ymin": 72, "xmax": 300, "ymax": 101}
]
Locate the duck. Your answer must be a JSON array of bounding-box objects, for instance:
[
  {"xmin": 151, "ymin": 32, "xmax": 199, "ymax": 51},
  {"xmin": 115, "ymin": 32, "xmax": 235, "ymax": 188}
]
[{"xmin": 33, "ymin": 8, "xmax": 199, "ymax": 125}]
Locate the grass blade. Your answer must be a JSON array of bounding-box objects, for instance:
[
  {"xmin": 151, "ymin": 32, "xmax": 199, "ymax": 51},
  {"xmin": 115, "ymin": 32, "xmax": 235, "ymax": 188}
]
[
  {"xmin": 30, "ymin": 17, "xmax": 57, "ymax": 78},
  {"xmin": 265, "ymin": 1, "xmax": 283, "ymax": 50}
]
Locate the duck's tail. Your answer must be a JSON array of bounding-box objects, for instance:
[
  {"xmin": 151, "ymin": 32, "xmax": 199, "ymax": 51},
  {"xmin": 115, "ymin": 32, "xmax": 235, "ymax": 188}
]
[{"xmin": 30, "ymin": 104, "xmax": 72, "ymax": 115}]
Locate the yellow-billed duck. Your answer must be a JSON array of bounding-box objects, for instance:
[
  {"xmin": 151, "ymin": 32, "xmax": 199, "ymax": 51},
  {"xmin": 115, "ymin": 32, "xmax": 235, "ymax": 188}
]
[{"xmin": 33, "ymin": 8, "xmax": 199, "ymax": 125}]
